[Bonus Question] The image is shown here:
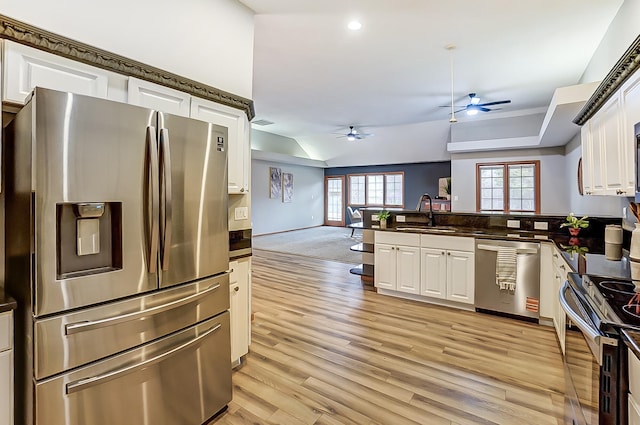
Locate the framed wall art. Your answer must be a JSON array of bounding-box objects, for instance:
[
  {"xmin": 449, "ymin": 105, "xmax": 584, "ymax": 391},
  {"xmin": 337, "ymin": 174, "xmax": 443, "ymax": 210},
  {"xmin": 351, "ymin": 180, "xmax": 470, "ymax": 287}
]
[
  {"xmin": 282, "ymin": 172, "xmax": 294, "ymax": 203},
  {"xmin": 269, "ymin": 167, "xmax": 281, "ymax": 198}
]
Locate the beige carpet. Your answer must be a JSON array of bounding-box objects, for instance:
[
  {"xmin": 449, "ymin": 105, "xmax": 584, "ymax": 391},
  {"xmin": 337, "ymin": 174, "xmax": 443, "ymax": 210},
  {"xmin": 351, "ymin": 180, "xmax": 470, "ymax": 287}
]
[{"xmin": 252, "ymin": 226, "xmax": 362, "ymax": 264}]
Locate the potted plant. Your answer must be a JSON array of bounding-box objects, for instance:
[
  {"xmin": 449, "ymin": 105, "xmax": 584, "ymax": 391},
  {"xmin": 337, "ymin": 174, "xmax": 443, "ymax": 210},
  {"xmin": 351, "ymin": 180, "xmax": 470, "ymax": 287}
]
[
  {"xmin": 560, "ymin": 213, "xmax": 589, "ymax": 236},
  {"xmin": 378, "ymin": 210, "xmax": 391, "ymax": 229}
]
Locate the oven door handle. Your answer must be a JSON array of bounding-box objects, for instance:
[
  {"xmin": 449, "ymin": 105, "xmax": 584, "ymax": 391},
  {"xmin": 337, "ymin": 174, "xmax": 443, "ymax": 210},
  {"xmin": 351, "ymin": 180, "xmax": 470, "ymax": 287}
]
[{"xmin": 559, "ymin": 281, "xmax": 606, "ymax": 365}]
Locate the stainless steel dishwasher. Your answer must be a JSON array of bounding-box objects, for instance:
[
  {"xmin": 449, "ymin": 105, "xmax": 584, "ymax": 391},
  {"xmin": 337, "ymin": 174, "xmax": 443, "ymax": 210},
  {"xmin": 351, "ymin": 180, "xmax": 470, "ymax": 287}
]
[{"xmin": 475, "ymin": 239, "xmax": 540, "ymax": 320}]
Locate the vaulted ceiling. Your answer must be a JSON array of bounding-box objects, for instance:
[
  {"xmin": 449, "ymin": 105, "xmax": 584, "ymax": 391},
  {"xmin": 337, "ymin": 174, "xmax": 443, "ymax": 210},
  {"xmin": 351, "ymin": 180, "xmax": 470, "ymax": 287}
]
[{"xmin": 238, "ymin": 0, "xmax": 624, "ymax": 166}]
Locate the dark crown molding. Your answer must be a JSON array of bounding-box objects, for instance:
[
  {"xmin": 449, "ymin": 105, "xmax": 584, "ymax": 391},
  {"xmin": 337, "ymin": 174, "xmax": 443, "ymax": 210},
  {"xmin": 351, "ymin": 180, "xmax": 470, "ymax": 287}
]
[
  {"xmin": 0, "ymin": 14, "xmax": 255, "ymax": 119},
  {"xmin": 574, "ymin": 34, "xmax": 640, "ymax": 125}
]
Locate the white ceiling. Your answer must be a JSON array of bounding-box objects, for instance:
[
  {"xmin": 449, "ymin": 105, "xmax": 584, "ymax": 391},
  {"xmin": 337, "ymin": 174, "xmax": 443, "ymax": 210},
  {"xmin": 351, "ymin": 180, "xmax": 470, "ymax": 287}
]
[{"xmin": 238, "ymin": 0, "xmax": 623, "ymax": 166}]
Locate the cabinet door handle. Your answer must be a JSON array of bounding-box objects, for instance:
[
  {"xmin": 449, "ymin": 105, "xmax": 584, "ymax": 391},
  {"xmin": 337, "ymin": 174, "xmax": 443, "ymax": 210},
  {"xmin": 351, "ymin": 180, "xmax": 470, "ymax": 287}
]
[
  {"xmin": 447, "ymin": 252, "xmax": 451, "ymax": 256},
  {"xmin": 234, "ymin": 286, "xmax": 240, "ymax": 292}
]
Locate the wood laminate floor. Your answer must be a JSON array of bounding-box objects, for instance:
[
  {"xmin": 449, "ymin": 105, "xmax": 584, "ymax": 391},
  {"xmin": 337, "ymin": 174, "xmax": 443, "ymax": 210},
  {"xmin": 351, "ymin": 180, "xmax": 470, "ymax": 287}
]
[{"xmin": 212, "ymin": 249, "xmax": 567, "ymax": 425}]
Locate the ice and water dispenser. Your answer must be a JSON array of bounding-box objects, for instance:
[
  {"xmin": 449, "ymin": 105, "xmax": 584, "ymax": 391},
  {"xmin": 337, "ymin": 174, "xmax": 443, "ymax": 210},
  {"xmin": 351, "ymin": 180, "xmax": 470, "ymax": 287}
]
[{"xmin": 57, "ymin": 202, "xmax": 123, "ymax": 278}]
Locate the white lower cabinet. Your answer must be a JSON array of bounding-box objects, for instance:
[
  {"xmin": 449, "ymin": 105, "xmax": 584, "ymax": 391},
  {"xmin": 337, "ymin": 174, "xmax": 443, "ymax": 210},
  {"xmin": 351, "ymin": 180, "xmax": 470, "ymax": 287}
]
[
  {"xmin": 421, "ymin": 235, "xmax": 474, "ymax": 305},
  {"xmin": 629, "ymin": 348, "xmax": 640, "ymax": 425},
  {"xmin": 0, "ymin": 311, "xmax": 13, "ymax": 425},
  {"xmin": 375, "ymin": 232, "xmax": 474, "ymax": 307},
  {"xmin": 374, "ymin": 232, "xmax": 420, "ymax": 294},
  {"xmin": 552, "ymin": 247, "xmax": 570, "ymax": 354},
  {"xmin": 229, "ymin": 258, "xmax": 251, "ymax": 365}
]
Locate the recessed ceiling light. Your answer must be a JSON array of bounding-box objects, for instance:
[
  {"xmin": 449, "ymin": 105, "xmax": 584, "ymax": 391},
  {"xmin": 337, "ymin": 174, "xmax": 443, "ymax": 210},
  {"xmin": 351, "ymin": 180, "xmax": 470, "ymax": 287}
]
[{"xmin": 348, "ymin": 21, "xmax": 362, "ymax": 31}]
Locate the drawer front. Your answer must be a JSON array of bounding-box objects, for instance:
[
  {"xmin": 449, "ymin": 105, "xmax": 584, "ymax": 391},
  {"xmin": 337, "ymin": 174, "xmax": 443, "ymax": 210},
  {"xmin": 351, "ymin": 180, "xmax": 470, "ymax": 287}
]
[
  {"xmin": 0, "ymin": 312, "xmax": 12, "ymax": 352},
  {"xmin": 375, "ymin": 231, "xmax": 420, "ymax": 247},
  {"xmin": 421, "ymin": 234, "xmax": 474, "ymax": 251},
  {"xmin": 36, "ymin": 313, "xmax": 231, "ymax": 425},
  {"xmin": 35, "ymin": 274, "xmax": 229, "ymax": 379}
]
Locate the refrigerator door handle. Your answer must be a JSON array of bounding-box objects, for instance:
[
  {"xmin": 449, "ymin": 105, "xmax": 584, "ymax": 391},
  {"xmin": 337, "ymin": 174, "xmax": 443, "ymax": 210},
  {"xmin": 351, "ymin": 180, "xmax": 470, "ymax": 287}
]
[
  {"xmin": 145, "ymin": 126, "xmax": 160, "ymax": 273},
  {"xmin": 159, "ymin": 128, "xmax": 173, "ymax": 271},
  {"xmin": 65, "ymin": 321, "xmax": 222, "ymax": 394}
]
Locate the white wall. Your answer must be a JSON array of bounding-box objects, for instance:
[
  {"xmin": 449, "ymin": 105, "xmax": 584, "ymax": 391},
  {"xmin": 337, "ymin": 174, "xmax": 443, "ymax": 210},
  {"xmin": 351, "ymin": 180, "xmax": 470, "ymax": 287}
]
[
  {"xmin": 450, "ymin": 148, "xmax": 570, "ymax": 214},
  {"xmin": 0, "ymin": 0, "xmax": 254, "ymax": 98},
  {"xmin": 251, "ymin": 159, "xmax": 325, "ymax": 235},
  {"xmin": 580, "ymin": 0, "xmax": 639, "ymax": 83}
]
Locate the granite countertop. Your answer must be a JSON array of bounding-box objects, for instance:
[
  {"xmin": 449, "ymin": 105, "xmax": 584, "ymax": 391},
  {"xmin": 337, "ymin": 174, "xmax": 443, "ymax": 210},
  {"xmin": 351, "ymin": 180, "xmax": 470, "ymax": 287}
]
[
  {"xmin": 375, "ymin": 224, "xmax": 629, "ymax": 280},
  {"xmin": 0, "ymin": 287, "xmax": 17, "ymax": 313}
]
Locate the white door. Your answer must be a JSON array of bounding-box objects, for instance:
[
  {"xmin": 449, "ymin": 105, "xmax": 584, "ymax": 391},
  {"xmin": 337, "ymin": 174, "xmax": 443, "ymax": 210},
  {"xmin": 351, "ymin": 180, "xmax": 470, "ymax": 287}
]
[
  {"xmin": 396, "ymin": 246, "xmax": 420, "ymax": 295},
  {"xmin": 325, "ymin": 176, "xmax": 345, "ymax": 226},
  {"xmin": 446, "ymin": 250, "xmax": 474, "ymax": 304},
  {"xmin": 420, "ymin": 248, "xmax": 446, "ymax": 299},
  {"xmin": 374, "ymin": 244, "xmax": 396, "ymax": 290}
]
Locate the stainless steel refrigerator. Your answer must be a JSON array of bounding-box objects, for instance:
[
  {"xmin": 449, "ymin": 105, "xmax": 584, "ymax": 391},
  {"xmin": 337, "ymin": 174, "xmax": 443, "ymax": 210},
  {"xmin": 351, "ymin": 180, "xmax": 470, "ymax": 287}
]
[{"xmin": 5, "ymin": 87, "xmax": 232, "ymax": 425}]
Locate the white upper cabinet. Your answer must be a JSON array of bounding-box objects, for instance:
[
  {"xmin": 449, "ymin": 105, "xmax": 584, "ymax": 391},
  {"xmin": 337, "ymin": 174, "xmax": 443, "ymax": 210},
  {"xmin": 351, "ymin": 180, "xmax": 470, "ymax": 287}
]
[
  {"xmin": 191, "ymin": 98, "xmax": 250, "ymax": 194},
  {"xmin": 581, "ymin": 68, "xmax": 640, "ymax": 196},
  {"xmin": 127, "ymin": 77, "xmax": 191, "ymax": 117},
  {"xmin": 3, "ymin": 40, "xmax": 109, "ymax": 104}
]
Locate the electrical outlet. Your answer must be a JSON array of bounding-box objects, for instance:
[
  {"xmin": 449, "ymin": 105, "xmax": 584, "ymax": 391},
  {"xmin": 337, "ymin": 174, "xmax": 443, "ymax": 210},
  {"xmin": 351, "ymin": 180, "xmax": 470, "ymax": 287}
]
[
  {"xmin": 396, "ymin": 215, "xmax": 406, "ymax": 222},
  {"xmin": 534, "ymin": 221, "xmax": 548, "ymax": 230},
  {"xmin": 372, "ymin": 214, "xmax": 379, "ymax": 221},
  {"xmin": 507, "ymin": 220, "xmax": 520, "ymax": 229},
  {"xmin": 234, "ymin": 207, "xmax": 248, "ymax": 220}
]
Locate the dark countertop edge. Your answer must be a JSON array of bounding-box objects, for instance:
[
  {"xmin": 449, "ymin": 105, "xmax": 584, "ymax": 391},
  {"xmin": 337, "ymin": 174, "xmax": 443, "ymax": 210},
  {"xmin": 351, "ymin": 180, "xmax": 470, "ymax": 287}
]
[
  {"xmin": 0, "ymin": 290, "xmax": 17, "ymax": 312},
  {"xmin": 371, "ymin": 225, "xmax": 558, "ymax": 242},
  {"xmin": 622, "ymin": 329, "xmax": 640, "ymax": 360},
  {"xmin": 229, "ymin": 252, "xmax": 253, "ymax": 261}
]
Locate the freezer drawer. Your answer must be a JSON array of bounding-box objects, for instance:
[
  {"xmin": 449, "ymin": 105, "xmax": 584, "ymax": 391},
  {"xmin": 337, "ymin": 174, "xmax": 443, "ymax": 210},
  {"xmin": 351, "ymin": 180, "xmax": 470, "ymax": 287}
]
[
  {"xmin": 35, "ymin": 312, "xmax": 231, "ymax": 425},
  {"xmin": 35, "ymin": 274, "xmax": 229, "ymax": 380}
]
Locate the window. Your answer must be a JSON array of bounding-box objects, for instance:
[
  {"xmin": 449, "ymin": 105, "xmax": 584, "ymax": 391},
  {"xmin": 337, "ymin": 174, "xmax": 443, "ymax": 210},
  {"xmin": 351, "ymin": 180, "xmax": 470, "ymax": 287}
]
[
  {"xmin": 477, "ymin": 161, "xmax": 540, "ymax": 213},
  {"xmin": 367, "ymin": 175, "xmax": 384, "ymax": 205},
  {"xmin": 349, "ymin": 175, "xmax": 365, "ymax": 205},
  {"xmin": 347, "ymin": 172, "xmax": 404, "ymax": 208}
]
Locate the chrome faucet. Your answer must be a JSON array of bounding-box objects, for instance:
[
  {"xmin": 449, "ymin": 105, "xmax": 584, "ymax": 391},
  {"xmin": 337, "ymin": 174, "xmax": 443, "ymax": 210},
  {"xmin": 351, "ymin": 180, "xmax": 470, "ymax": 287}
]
[{"xmin": 416, "ymin": 193, "xmax": 434, "ymax": 226}]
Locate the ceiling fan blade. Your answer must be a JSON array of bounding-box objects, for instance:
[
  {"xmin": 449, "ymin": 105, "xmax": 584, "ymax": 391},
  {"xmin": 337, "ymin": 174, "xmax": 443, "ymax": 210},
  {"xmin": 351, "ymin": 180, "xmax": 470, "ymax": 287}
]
[
  {"xmin": 453, "ymin": 107, "xmax": 467, "ymax": 113},
  {"xmin": 478, "ymin": 107, "xmax": 491, "ymax": 112},
  {"xmin": 477, "ymin": 100, "xmax": 511, "ymax": 107},
  {"xmin": 439, "ymin": 105, "xmax": 467, "ymax": 108}
]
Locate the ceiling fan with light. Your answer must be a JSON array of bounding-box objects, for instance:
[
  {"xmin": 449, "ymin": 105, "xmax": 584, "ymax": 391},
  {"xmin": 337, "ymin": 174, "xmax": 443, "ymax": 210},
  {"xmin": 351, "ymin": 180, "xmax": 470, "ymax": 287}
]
[
  {"xmin": 336, "ymin": 126, "xmax": 373, "ymax": 141},
  {"xmin": 452, "ymin": 93, "xmax": 511, "ymax": 115},
  {"xmin": 443, "ymin": 45, "xmax": 511, "ymax": 122}
]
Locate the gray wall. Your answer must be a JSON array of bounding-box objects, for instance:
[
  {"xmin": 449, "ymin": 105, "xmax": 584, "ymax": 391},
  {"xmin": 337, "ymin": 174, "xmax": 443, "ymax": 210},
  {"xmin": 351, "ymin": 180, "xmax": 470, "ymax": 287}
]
[{"xmin": 251, "ymin": 159, "xmax": 325, "ymax": 235}]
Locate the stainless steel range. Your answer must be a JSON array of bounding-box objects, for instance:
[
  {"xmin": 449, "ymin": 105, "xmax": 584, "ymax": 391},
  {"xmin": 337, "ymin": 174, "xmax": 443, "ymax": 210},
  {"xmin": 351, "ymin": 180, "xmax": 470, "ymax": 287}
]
[
  {"xmin": 561, "ymin": 271, "xmax": 640, "ymax": 425},
  {"xmin": 5, "ymin": 88, "xmax": 232, "ymax": 425}
]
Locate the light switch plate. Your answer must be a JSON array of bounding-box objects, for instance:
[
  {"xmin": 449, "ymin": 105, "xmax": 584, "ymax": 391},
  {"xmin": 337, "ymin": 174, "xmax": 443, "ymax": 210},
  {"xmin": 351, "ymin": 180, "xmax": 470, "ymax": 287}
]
[
  {"xmin": 234, "ymin": 206, "xmax": 248, "ymax": 220},
  {"xmin": 534, "ymin": 221, "xmax": 548, "ymax": 230},
  {"xmin": 507, "ymin": 220, "xmax": 520, "ymax": 229}
]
